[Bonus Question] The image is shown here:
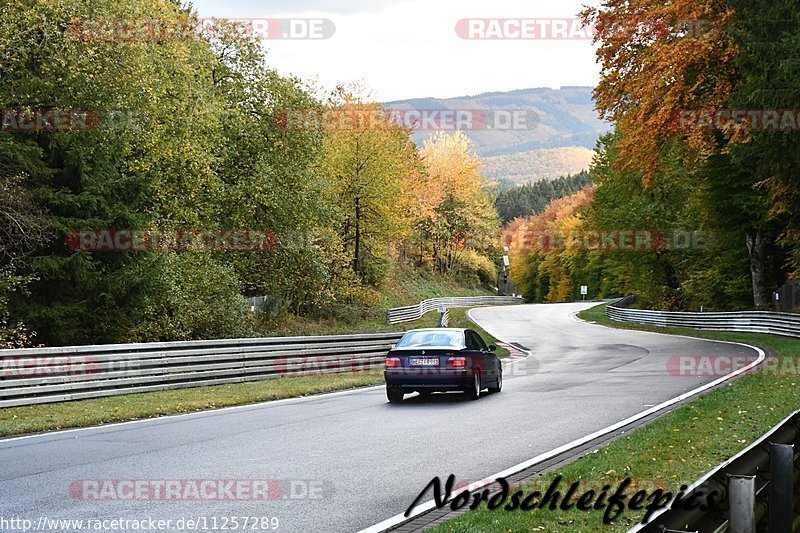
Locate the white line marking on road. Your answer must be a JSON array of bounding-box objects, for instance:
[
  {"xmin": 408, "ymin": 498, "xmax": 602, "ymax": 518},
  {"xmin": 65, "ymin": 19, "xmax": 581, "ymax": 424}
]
[
  {"xmin": 0, "ymin": 384, "xmax": 386, "ymax": 445},
  {"xmin": 357, "ymin": 304, "xmax": 766, "ymax": 533}
]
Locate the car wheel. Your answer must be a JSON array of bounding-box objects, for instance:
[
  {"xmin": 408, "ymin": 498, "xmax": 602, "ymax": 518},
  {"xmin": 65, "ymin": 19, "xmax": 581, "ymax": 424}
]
[
  {"xmin": 488, "ymin": 371, "xmax": 502, "ymax": 393},
  {"xmin": 466, "ymin": 372, "xmax": 481, "ymax": 401},
  {"xmin": 387, "ymin": 387, "xmax": 405, "ymax": 404}
]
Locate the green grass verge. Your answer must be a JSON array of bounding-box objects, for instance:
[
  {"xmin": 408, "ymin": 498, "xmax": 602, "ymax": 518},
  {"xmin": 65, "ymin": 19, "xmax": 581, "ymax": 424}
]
[
  {"xmin": 0, "ymin": 305, "xmax": 510, "ymax": 438},
  {"xmin": 0, "ymin": 372, "xmax": 385, "ymax": 437},
  {"xmin": 429, "ymin": 303, "xmax": 800, "ymax": 532}
]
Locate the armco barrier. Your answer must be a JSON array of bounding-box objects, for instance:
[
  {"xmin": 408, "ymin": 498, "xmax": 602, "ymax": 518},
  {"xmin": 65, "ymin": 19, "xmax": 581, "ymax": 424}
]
[
  {"xmin": 630, "ymin": 409, "xmax": 800, "ymax": 532},
  {"xmin": 386, "ymin": 296, "xmax": 524, "ymax": 325},
  {"xmin": 0, "ymin": 297, "xmax": 525, "ymax": 408},
  {"xmin": 0, "ymin": 333, "xmax": 403, "ymax": 408},
  {"xmin": 606, "ymin": 297, "xmax": 800, "ymax": 530},
  {"xmin": 606, "ymin": 296, "xmax": 800, "ymax": 338}
]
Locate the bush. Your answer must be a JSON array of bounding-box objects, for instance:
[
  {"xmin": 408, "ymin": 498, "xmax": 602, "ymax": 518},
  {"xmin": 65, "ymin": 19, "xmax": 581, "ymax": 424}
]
[
  {"xmin": 452, "ymin": 250, "xmax": 498, "ymax": 289},
  {"xmin": 0, "ymin": 270, "xmax": 40, "ymax": 348},
  {"xmin": 0, "ymin": 320, "xmax": 39, "ymax": 349},
  {"xmin": 124, "ymin": 253, "xmax": 251, "ymax": 342}
]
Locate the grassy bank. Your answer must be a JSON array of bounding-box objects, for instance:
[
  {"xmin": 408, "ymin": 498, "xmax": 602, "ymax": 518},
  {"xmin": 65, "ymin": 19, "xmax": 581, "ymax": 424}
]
[
  {"xmin": 259, "ymin": 266, "xmax": 495, "ymax": 337},
  {"xmin": 0, "ymin": 300, "xmax": 511, "ymax": 437},
  {"xmin": 429, "ymin": 304, "xmax": 800, "ymax": 532},
  {"xmin": 0, "ymin": 372, "xmax": 385, "ymax": 437},
  {"xmin": 445, "ymin": 307, "xmax": 511, "ymax": 358}
]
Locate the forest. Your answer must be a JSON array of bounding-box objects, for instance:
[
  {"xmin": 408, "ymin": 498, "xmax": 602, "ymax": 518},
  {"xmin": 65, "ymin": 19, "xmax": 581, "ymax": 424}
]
[
  {"xmin": 506, "ymin": 0, "xmax": 800, "ymax": 312},
  {"xmin": 0, "ymin": 0, "xmax": 500, "ymax": 347},
  {"xmin": 495, "ymin": 172, "xmax": 592, "ymax": 223}
]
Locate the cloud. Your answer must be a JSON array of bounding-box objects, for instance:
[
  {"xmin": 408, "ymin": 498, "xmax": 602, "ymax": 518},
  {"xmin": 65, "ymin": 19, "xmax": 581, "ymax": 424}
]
[
  {"xmin": 187, "ymin": 0, "xmax": 601, "ymax": 101},
  {"xmin": 185, "ymin": 0, "xmax": 417, "ymax": 16}
]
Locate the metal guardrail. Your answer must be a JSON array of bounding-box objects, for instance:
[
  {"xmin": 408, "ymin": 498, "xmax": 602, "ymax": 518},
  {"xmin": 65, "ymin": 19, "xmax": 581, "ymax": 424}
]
[
  {"xmin": 386, "ymin": 296, "xmax": 524, "ymax": 325},
  {"xmin": 630, "ymin": 409, "xmax": 800, "ymax": 532},
  {"xmin": 608, "ymin": 296, "xmax": 800, "ymax": 530},
  {"xmin": 0, "ymin": 333, "xmax": 403, "ymax": 408},
  {"xmin": 0, "ymin": 296, "xmax": 524, "ymax": 408},
  {"xmin": 439, "ymin": 308, "xmax": 450, "ymax": 328},
  {"xmin": 607, "ymin": 296, "xmax": 800, "ymax": 338}
]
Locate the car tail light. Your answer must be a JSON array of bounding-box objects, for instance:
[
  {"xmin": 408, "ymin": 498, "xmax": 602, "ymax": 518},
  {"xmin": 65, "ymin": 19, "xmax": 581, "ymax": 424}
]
[
  {"xmin": 385, "ymin": 357, "xmax": 401, "ymax": 368},
  {"xmin": 447, "ymin": 357, "xmax": 467, "ymax": 368}
]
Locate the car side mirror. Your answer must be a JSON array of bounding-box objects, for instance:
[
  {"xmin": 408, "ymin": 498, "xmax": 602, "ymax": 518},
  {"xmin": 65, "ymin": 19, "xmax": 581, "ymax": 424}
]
[{"xmin": 488, "ymin": 345, "xmax": 497, "ymax": 352}]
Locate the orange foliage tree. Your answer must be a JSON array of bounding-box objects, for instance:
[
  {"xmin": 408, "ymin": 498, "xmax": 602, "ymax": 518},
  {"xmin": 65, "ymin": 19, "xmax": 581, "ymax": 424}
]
[
  {"xmin": 582, "ymin": 0, "xmax": 739, "ymax": 176},
  {"xmin": 505, "ymin": 188, "xmax": 595, "ymax": 303}
]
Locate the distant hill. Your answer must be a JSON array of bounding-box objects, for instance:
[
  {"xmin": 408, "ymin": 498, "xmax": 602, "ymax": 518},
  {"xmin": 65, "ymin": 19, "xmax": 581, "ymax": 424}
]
[
  {"xmin": 386, "ymin": 86, "xmax": 610, "ymax": 184},
  {"xmin": 483, "ymin": 146, "xmax": 596, "ymax": 185}
]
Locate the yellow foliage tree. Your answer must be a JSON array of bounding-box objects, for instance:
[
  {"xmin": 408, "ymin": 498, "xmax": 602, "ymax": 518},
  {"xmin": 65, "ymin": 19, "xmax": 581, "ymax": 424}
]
[
  {"xmin": 413, "ymin": 131, "xmax": 499, "ymax": 273},
  {"xmin": 319, "ymin": 87, "xmax": 419, "ymax": 285}
]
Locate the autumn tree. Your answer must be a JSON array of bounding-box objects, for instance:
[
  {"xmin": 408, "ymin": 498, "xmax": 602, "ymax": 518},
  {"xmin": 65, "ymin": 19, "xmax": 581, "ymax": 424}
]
[
  {"xmin": 724, "ymin": 0, "xmax": 800, "ymax": 278},
  {"xmin": 319, "ymin": 88, "xmax": 419, "ymax": 285},
  {"xmin": 581, "ymin": 0, "xmax": 791, "ymax": 308},
  {"xmin": 494, "ymin": 172, "xmax": 592, "ymax": 223},
  {"xmin": 505, "ymin": 188, "xmax": 595, "ymax": 303},
  {"xmin": 414, "ymin": 131, "xmax": 499, "ymax": 274},
  {"xmin": 0, "ymin": 0, "xmax": 326, "ymax": 343}
]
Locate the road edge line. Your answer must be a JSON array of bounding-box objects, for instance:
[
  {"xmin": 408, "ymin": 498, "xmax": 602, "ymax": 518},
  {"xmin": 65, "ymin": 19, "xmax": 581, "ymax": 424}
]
[{"xmin": 0, "ymin": 383, "xmax": 387, "ymax": 444}]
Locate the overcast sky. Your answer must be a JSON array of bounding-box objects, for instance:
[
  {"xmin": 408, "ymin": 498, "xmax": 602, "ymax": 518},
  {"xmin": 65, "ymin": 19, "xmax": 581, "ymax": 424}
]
[{"xmin": 186, "ymin": 0, "xmax": 601, "ymax": 101}]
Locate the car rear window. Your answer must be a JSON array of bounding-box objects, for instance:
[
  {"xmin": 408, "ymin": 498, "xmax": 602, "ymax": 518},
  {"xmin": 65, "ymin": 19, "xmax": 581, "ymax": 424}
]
[{"xmin": 395, "ymin": 330, "xmax": 464, "ymax": 348}]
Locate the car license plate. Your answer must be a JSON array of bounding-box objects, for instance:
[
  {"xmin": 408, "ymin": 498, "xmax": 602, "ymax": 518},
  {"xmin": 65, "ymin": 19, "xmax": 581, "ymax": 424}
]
[{"xmin": 410, "ymin": 357, "xmax": 439, "ymax": 366}]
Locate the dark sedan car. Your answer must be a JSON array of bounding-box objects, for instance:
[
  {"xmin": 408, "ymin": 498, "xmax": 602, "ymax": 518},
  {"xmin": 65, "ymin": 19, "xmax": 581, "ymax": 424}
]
[{"xmin": 384, "ymin": 328, "xmax": 502, "ymax": 403}]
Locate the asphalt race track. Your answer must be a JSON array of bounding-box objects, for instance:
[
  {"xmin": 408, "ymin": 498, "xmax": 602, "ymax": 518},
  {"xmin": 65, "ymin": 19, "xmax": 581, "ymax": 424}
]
[{"xmin": 0, "ymin": 303, "xmax": 760, "ymax": 533}]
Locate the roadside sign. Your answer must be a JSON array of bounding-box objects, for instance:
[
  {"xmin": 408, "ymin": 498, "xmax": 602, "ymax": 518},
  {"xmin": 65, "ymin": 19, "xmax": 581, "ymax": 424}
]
[
  {"xmin": 503, "ymin": 256, "xmax": 510, "ymax": 267},
  {"xmin": 580, "ymin": 286, "xmax": 588, "ymax": 295}
]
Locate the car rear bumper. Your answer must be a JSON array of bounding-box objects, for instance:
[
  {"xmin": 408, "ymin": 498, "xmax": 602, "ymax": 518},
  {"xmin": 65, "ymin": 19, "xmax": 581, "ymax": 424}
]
[{"xmin": 384, "ymin": 369, "xmax": 473, "ymax": 391}]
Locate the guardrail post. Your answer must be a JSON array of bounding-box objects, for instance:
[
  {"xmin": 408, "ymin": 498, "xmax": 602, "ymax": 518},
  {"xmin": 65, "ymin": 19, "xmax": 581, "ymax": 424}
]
[
  {"xmin": 385, "ymin": 296, "xmax": 523, "ymax": 325},
  {"xmin": 728, "ymin": 475, "xmax": 756, "ymax": 533},
  {"xmin": 769, "ymin": 443, "xmax": 794, "ymax": 533}
]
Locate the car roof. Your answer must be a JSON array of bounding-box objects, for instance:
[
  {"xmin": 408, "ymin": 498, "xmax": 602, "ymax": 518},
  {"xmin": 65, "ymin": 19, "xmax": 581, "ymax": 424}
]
[{"xmin": 402, "ymin": 328, "xmax": 468, "ymax": 334}]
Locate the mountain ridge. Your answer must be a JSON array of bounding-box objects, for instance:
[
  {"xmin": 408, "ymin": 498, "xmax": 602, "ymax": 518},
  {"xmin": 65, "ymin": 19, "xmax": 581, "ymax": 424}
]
[{"xmin": 386, "ymin": 86, "xmax": 610, "ymax": 184}]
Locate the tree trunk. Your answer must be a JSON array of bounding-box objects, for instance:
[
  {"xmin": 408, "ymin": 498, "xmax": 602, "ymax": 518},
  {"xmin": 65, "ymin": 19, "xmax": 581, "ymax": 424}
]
[
  {"xmin": 354, "ymin": 196, "xmax": 362, "ymax": 277},
  {"xmin": 745, "ymin": 228, "xmax": 768, "ymax": 309}
]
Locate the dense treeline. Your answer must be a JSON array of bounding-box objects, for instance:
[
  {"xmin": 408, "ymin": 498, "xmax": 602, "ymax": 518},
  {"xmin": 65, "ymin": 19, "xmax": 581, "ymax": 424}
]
[
  {"xmin": 495, "ymin": 172, "xmax": 593, "ymax": 223},
  {"xmin": 507, "ymin": 1, "xmax": 800, "ymax": 312},
  {"xmin": 0, "ymin": 0, "xmax": 499, "ymax": 346}
]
